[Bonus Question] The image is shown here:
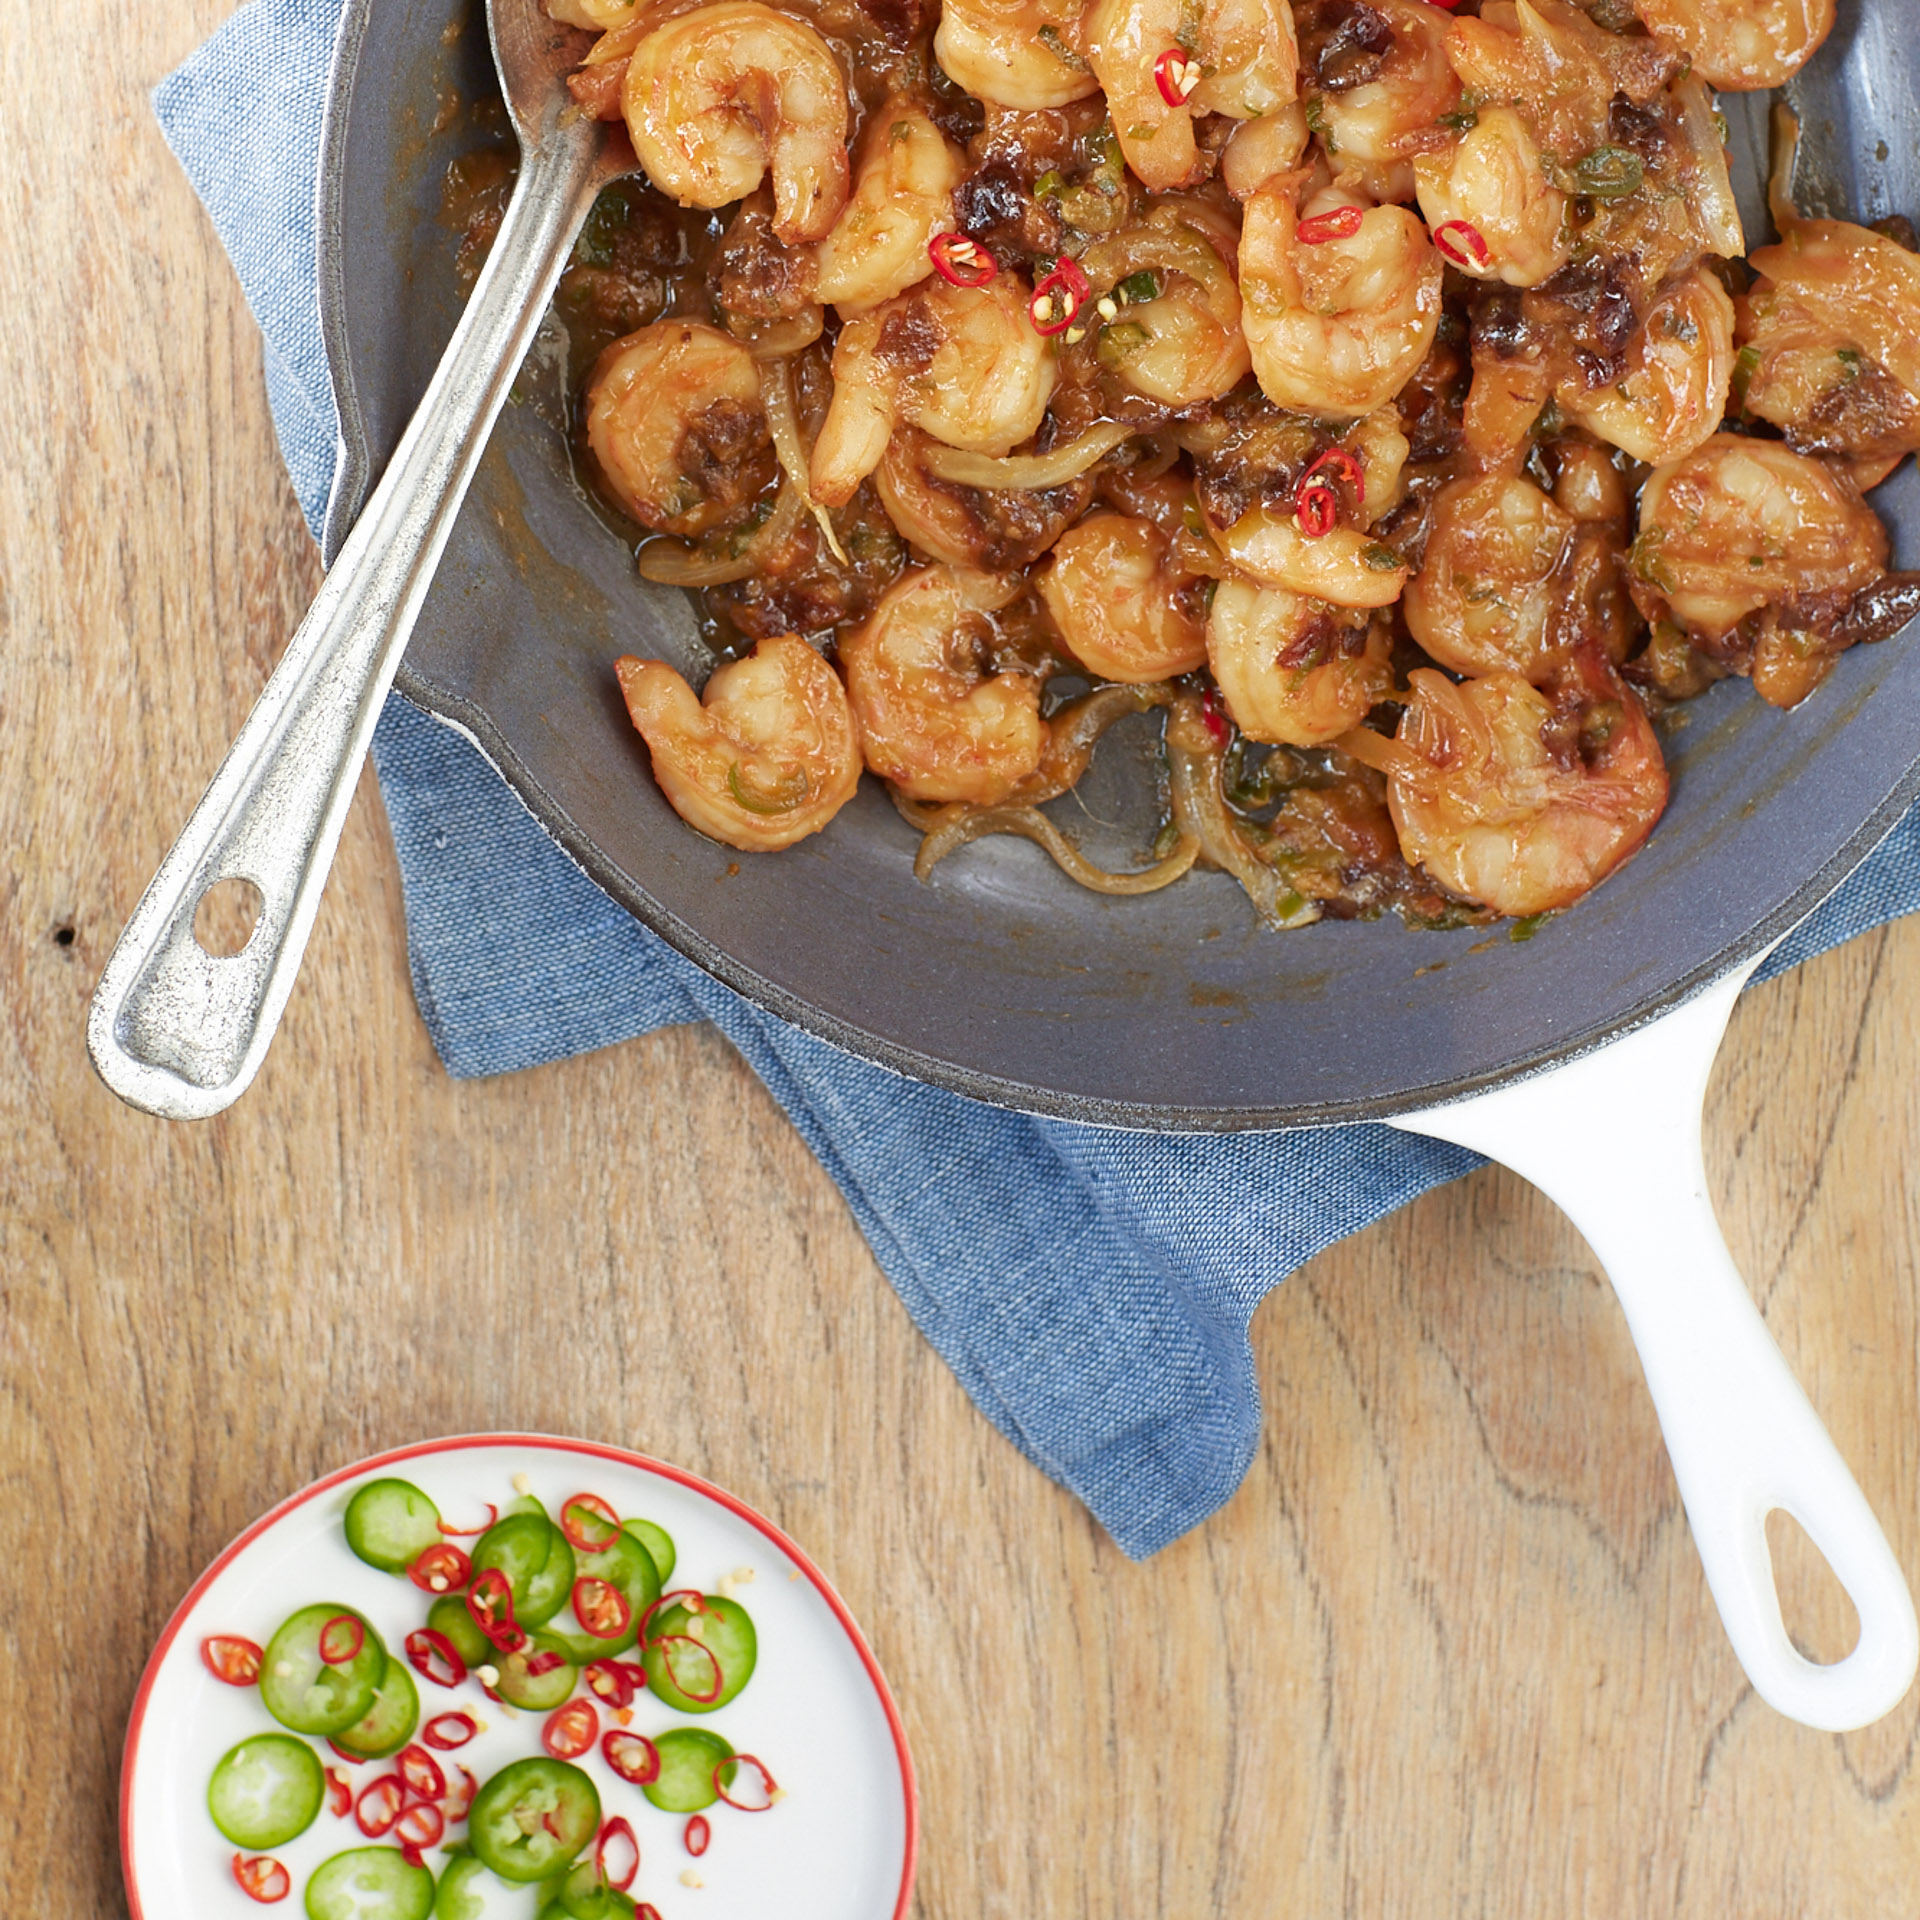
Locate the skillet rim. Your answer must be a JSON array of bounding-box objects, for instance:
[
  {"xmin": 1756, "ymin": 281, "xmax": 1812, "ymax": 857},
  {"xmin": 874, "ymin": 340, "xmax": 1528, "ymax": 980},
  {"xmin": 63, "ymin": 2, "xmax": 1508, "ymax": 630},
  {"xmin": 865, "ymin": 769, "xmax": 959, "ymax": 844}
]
[{"xmin": 311, "ymin": 0, "xmax": 1920, "ymax": 1132}]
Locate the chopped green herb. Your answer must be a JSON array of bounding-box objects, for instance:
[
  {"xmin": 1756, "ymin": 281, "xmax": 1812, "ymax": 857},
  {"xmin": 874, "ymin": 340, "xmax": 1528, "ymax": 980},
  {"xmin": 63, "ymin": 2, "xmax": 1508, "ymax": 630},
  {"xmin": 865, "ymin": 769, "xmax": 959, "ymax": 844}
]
[
  {"xmin": 1571, "ymin": 146, "xmax": 1645, "ymax": 200},
  {"xmin": 727, "ymin": 763, "xmax": 810, "ymax": 816},
  {"xmin": 1096, "ymin": 320, "xmax": 1151, "ymax": 367},
  {"xmin": 1362, "ymin": 542, "xmax": 1404, "ymax": 572},
  {"xmin": 1509, "ymin": 912, "xmax": 1552, "ymax": 943},
  {"xmin": 1837, "ymin": 346, "xmax": 1864, "ymax": 379},
  {"xmin": 1629, "ymin": 526, "xmax": 1676, "ymax": 594},
  {"xmin": 1036, "ymin": 23, "xmax": 1090, "ymax": 70}
]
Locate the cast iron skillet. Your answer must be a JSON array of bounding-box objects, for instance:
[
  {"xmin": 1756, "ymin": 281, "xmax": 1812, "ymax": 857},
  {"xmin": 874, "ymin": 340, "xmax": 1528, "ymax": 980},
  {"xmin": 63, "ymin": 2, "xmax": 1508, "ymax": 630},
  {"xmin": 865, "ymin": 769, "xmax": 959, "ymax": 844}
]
[
  {"xmin": 314, "ymin": 0, "xmax": 1920, "ymax": 1733},
  {"xmin": 317, "ymin": 0, "xmax": 1920, "ymax": 1133}
]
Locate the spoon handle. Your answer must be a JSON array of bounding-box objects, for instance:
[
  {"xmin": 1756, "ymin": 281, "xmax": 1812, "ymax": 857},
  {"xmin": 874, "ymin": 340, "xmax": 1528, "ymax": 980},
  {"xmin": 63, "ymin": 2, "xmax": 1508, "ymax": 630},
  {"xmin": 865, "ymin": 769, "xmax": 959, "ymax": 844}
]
[{"xmin": 88, "ymin": 126, "xmax": 610, "ymax": 1119}]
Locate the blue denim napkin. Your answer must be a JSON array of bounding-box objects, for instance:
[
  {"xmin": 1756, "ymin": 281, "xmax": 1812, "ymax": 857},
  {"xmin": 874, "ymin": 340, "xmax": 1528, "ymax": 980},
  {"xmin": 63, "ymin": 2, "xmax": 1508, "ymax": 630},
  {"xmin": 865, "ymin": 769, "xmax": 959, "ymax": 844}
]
[{"xmin": 155, "ymin": 0, "xmax": 1920, "ymax": 1557}]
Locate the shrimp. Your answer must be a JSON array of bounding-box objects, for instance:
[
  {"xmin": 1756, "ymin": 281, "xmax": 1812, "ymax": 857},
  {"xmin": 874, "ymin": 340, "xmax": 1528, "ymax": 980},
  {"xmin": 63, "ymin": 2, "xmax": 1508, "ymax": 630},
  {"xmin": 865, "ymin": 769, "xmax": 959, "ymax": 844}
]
[
  {"xmin": 1221, "ymin": 105, "xmax": 1310, "ymax": 200},
  {"xmin": 1081, "ymin": 205, "xmax": 1251, "ymax": 409},
  {"xmin": 1631, "ymin": 433, "xmax": 1899, "ymax": 707},
  {"xmin": 809, "ymin": 274, "xmax": 1058, "ymax": 509},
  {"xmin": 1208, "ymin": 404, "xmax": 1412, "ymax": 607},
  {"xmin": 1085, "ymin": 0, "xmax": 1299, "ymax": 194},
  {"xmin": 1298, "ymin": 0, "xmax": 1462, "ymax": 208},
  {"xmin": 1412, "ymin": 107, "xmax": 1569, "ymax": 291},
  {"xmin": 933, "ymin": 0, "xmax": 1102, "ymax": 110},
  {"xmin": 1346, "ymin": 649, "xmax": 1669, "ymax": 917},
  {"xmin": 622, "ymin": 4, "xmax": 850, "ymax": 245},
  {"xmin": 1405, "ymin": 471, "xmax": 1635, "ymax": 682},
  {"xmin": 1631, "ymin": 0, "xmax": 1834, "ymax": 92},
  {"xmin": 1559, "ymin": 269, "xmax": 1734, "ymax": 468},
  {"xmin": 1441, "ymin": 0, "xmax": 1674, "ymax": 160},
  {"xmin": 1632, "ymin": 434, "xmax": 1887, "ymax": 642},
  {"xmin": 1552, "ymin": 439, "xmax": 1629, "ymax": 528},
  {"xmin": 585, "ymin": 321, "xmax": 775, "ymax": 536},
  {"xmin": 875, "ymin": 427, "xmax": 1093, "ymax": 570},
  {"xmin": 1740, "ymin": 216, "xmax": 1920, "ymax": 487},
  {"xmin": 615, "ymin": 635, "xmax": 863, "ymax": 852},
  {"xmin": 1037, "ymin": 514, "xmax": 1210, "ymax": 682},
  {"xmin": 838, "ymin": 566, "xmax": 1047, "ymax": 803},
  {"xmin": 1238, "ymin": 175, "xmax": 1443, "ymax": 418},
  {"xmin": 1207, "ymin": 583, "xmax": 1392, "ymax": 746},
  {"xmin": 812, "ymin": 105, "xmax": 967, "ymax": 318}
]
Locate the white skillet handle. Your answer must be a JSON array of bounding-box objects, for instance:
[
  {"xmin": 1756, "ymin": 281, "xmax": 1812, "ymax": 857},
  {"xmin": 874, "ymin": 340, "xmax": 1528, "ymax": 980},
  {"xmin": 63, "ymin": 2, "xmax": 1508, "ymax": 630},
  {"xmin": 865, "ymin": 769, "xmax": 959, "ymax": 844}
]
[{"xmin": 1392, "ymin": 955, "xmax": 1918, "ymax": 1731}]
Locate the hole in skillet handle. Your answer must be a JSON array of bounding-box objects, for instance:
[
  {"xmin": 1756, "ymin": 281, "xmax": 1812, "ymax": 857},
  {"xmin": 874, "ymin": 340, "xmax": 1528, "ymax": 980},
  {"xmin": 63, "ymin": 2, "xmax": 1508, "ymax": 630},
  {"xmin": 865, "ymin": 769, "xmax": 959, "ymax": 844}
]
[
  {"xmin": 192, "ymin": 877, "xmax": 265, "ymax": 958},
  {"xmin": 1768, "ymin": 1508, "xmax": 1862, "ymax": 1666}
]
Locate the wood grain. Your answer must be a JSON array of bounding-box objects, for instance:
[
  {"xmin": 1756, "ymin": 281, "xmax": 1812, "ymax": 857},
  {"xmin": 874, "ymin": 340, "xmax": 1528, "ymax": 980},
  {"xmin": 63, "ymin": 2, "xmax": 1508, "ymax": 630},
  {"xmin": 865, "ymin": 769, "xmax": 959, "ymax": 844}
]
[{"xmin": 5, "ymin": 3, "xmax": 1920, "ymax": 1914}]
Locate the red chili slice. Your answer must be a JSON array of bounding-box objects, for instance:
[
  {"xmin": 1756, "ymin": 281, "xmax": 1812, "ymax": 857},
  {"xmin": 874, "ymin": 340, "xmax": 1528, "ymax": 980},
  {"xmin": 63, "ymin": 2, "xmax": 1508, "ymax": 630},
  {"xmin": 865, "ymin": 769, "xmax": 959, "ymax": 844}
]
[
  {"xmin": 685, "ymin": 1814, "xmax": 711, "ymax": 1857},
  {"xmin": 327, "ymin": 1741, "xmax": 366, "ymax": 1766},
  {"xmin": 1153, "ymin": 45, "xmax": 1197, "ymax": 107},
  {"xmin": 1295, "ymin": 483, "xmax": 1338, "ymax": 538},
  {"xmin": 201, "ymin": 1635, "xmax": 263, "ymax": 1686},
  {"xmin": 542, "ymin": 1697, "xmax": 599, "ymax": 1760},
  {"xmin": 1302, "ymin": 447, "xmax": 1365, "ymax": 498},
  {"xmin": 396, "ymin": 1744, "xmax": 446, "ymax": 1802},
  {"xmin": 355, "ymin": 1775, "xmax": 407, "ymax": 1839},
  {"xmin": 928, "ymin": 231, "xmax": 997, "ymax": 289},
  {"xmin": 325, "ymin": 1768, "xmax": 354, "ymax": 1819},
  {"xmin": 437, "ymin": 1502, "xmax": 498, "ymax": 1537},
  {"xmin": 559, "ymin": 1493, "xmax": 622, "ymax": 1555},
  {"xmin": 232, "ymin": 1853, "xmax": 290, "ymax": 1904},
  {"xmin": 395, "ymin": 1800, "xmax": 445, "ymax": 1851},
  {"xmin": 715, "ymin": 1754, "xmax": 780, "ymax": 1812},
  {"xmin": 407, "ymin": 1544, "xmax": 473, "ymax": 1595},
  {"xmin": 573, "ymin": 1575, "xmax": 633, "ymax": 1641},
  {"xmin": 404, "ymin": 1629, "xmax": 467, "ymax": 1690},
  {"xmin": 1200, "ymin": 686, "xmax": 1230, "ymax": 745},
  {"xmin": 1432, "ymin": 218, "xmax": 1489, "ymax": 268},
  {"xmin": 317, "ymin": 1614, "xmax": 365, "ymax": 1666},
  {"xmin": 400, "ymin": 1844, "xmax": 429, "ymax": 1871},
  {"xmin": 636, "ymin": 1906, "xmax": 664, "ymax": 1920},
  {"xmin": 522, "ymin": 1649, "xmax": 567, "ymax": 1679},
  {"xmin": 598, "ymin": 1815, "xmax": 641, "ymax": 1892},
  {"xmin": 421, "ymin": 1712, "xmax": 478, "ymax": 1751},
  {"xmin": 1029, "ymin": 256, "xmax": 1091, "ymax": 337},
  {"xmin": 585, "ymin": 1658, "xmax": 636, "ymax": 1709},
  {"xmin": 1296, "ymin": 206, "xmax": 1365, "ymax": 245},
  {"xmin": 466, "ymin": 1568, "xmax": 529, "ymax": 1654},
  {"xmin": 637, "ymin": 1588, "xmax": 708, "ymax": 1646},
  {"xmin": 443, "ymin": 1764, "xmax": 478, "ymax": 1823},
  {"xmin": 602, "ymin": 1730, "xmax": 663, "ymax": 1785},
  {"xmin": 654, "ymin": 1634, "xmax": 725, "ymax": 1704}
]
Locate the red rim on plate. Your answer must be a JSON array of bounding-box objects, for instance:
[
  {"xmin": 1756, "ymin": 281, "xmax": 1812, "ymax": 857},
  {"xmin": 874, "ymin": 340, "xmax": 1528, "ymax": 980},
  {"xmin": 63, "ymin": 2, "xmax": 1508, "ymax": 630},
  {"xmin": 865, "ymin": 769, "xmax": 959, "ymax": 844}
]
[{"xmin": 120, "ymin": 1432, "xmax": 918, "ymax": 1920}]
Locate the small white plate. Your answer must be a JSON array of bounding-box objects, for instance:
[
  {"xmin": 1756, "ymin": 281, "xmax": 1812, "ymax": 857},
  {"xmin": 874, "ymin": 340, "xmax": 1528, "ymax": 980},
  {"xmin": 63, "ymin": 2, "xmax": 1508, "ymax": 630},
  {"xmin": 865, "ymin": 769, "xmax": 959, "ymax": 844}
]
[{"xmin": 122, "ymin": 1434, "xmax": 916, "ymax": 1920}]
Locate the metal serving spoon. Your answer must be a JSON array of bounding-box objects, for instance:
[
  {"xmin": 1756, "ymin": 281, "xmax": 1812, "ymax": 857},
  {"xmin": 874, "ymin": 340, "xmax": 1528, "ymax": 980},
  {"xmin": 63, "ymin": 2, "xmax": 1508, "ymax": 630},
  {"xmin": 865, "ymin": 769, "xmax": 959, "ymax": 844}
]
[{"xmin": 88, "ymin": 0, "xmax": 628, "ymax": 1118}]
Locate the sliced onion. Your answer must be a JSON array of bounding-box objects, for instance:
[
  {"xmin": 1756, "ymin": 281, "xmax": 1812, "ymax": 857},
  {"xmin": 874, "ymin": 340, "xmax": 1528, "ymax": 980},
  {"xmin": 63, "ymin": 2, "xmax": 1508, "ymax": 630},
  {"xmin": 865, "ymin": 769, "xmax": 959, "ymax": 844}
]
[
  {"xmin": 1676, "ymin": 73, "xmax": 1744, "ymax": 260},
  {"xmin": 1164, "ymin": 696, "xmax": 1319, "ymax": 929},
  {"xmin": 920, "ymin": 421, "xmax": 1135, "ymax": 492},
  {"xmin": 906, "ymin": 795, "xmax": 1199, "ymax": 894},
  {"xmin": 759, "ymin": 356, "xmax": 847, "ymax": 561},
  {"xmin": 637, "ymin": 482, "xmax": 805, "ymax": 586},
  {"xmin": 1023, "ymin": 682, "xmax": 1177, "ymax": 805}
]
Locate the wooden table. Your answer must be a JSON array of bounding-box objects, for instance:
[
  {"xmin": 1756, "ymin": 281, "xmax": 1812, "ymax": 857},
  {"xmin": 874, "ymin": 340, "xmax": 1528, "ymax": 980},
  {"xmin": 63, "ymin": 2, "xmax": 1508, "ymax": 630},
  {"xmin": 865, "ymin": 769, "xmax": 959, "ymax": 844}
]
[{"xmin": 8, "ymin": 4, "xmax": 1920, "ymax": 1912}]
